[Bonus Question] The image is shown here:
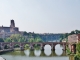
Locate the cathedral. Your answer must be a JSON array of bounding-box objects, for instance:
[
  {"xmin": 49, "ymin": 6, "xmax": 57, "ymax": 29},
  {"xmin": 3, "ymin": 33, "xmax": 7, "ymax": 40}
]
[
  {"xmin": 0, "ymin": 19, "xmax": 19, "ymax": 33},
  {"xmin": 0, "ymin": 19, "xmax": 20, "ymax": 39}
]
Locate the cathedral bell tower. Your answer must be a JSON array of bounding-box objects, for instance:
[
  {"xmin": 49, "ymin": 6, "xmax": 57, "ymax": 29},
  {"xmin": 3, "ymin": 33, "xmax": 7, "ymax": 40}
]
[{"xmin": 10, "ymin": 19, "xmax": 15, "ymax": 32}]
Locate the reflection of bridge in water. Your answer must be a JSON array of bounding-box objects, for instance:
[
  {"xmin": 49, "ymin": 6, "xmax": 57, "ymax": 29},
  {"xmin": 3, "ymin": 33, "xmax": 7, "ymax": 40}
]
[{"xmin": 0, "ymin": 42, "xmax": 67, "ymax": 53}]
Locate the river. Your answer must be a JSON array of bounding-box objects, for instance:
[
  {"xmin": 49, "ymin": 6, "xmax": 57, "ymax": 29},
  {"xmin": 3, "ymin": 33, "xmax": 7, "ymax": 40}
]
[{"xmin": 0, "ymin": 44, "xmax": 74, "ymax": 60}]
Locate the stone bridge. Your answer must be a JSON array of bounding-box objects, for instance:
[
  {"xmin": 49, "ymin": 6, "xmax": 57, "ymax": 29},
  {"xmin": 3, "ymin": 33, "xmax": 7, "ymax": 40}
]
[{"xmin": 0, "ymin": 42, "xmax": 68, "ymax": 51}]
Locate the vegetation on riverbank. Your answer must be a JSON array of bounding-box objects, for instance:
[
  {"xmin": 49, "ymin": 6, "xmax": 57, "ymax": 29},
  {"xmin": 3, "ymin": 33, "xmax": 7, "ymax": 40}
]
[
  {"xmin": 60, "ymin": 30, "xmax": 80, "ymax": 42},
  {"xmin": 74, "ymin": 42, "xmax": 80, "ymax": 60},
  {"xmin": 66, "ymin": 42, "xmax": 80, "ymax": 60},
  {"xmin": 66, "ymin": 45, "xmax": 71, "ymax": 55}
]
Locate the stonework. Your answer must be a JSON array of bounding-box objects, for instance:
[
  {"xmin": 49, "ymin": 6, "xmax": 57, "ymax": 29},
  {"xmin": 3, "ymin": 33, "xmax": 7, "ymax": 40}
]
[
  {"xmin": 68, "ymin": 34, "xmax": 80, "ymax": 53},
  {"xmin": 68, "ymin": 34, "xmax": 80, "ymax": 44},
  {"xmin": 68, "ymin": 34, "xmax": 78, "ymax": 44}
]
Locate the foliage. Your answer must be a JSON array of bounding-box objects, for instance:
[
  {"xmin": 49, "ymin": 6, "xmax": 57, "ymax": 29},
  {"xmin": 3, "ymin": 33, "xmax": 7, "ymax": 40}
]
[
  {"xmin": 74, "ymin": 53, "xmax": 80, "ymax": 60},
  {"xmin": 6, "ymin": 34, "xmax": 27, "ymax": 42},
  {"xmin": 34, "ymin": 37, "xmax": 43, "ymax": 42},
  {"xmin": 60, "ymin": 30, "xmax": 80, "ymax": 42},
  {"xmin": 4, "ymin": 45, "xmax": 9, "ymax": 49},
  {"xmin": 4, "ymin": 38, "xmax": 12, "ymax": 42},
  {"xmin": 14, "ymin": 44, "xmax": 20, "ymax": 48},
  {"xmin": 74, "ymin": 42, "xmax": 80, "ymax": 59},
  {"xmin": 28, "ymin": 36, "xmax": 43, "ymax": 43},
  {"xmin": 28, "ymin": 38, "xmax": 34, "ymax": 42},
  {"xmin": 59, "ymin": 33, "xmax": 68, "ymax": 42},
  {"xmin": 23, "ymin": 31, "xmax": 28, "ymax": 36},
  {"xmin": 66, "ymin": 45, "xmax": 71, "ymax": 55},
  {"xmin": 76, "ymin": 42, "xmax": 80, "ymax": 53},
  {"xmin": 25, "ymin": 44, "xmax": 30, "ymax": 49},
  {"xmin": 34, "ymin": 44, "xmax": 41, "ymax": 50},
  {"xmin": 0, "ymin": 38, "xmax": 4, "ymax": 42}
]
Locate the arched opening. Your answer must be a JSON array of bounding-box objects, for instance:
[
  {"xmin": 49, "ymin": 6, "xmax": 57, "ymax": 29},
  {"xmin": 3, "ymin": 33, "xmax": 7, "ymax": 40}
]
[
  {"xmin": 33, "ymin": 44, "xmax": 41, "ymax": 50},
  {"xmin": 72, "ymin": 44, "xmax": 76, "ymax": 54},
  {"xmin": 24, "ymin": 44, "xmax": 30, "ymax": 50},
  {"xmin": 13, "ymin": 44, "xmax": 20, "ymax": 50},
  {"xmin": 4, "ymin": 44, "xmax": 10, "ymax": 49},
  {"xmin": 55, "ymin": 44, "xmax": 63, "ymax": 56},
  {"xmin": 14, "ymin": 44, "xmax": 20, "ymax": 48},
  {"xmin": 44, "ymin": 44, "xmax": 52, "ymax": 56}
]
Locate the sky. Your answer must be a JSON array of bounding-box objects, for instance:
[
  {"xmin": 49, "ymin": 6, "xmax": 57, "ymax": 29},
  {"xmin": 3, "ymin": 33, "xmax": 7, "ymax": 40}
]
[{"xmin": 0, "ymin": 0, "xmax": 80, "ymax": 33}]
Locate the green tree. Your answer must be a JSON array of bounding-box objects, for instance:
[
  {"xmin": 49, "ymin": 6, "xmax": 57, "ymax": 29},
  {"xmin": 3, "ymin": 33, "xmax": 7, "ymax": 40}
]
[
  {"xmin": 10, "ymin": 34, "xmax": 26, "ymax": 42},
  {"xmin": 28, "ymin": 38, "xmax": 34, "ymax": 42},
  {"xmin": 25, "ymin": 44, "xmax": 30, "ymax": 49},
  {"xmin": 0, "ymin": 38, "xmax": 4, "ymax": 42},
  {"xmin": 28, "ymin": 36, "xmax": 43, "ymax": 43},
  {"xmin": 76, "ymin": 42, "xmax": 80, "ymax": 53},
  {"xmin": 4, "ymin": 38, "xmax": 12, "ymax": 42},
  {"xmin": 74, "ymin": 42, "xmax": 80, "ymax": 60},
  {"xmin": 69, "ymin": 31, "xmax": 75, "ymax": 35},
  {"xmin": 75, "ymin": 30, "xmax": 80, "ymax": 34},
  {"xmin": 34, "ymin": 37, "xmax": 43, "ymax": 42},
  {"xmin": 23, "ymin": 31, "xmax": 28, "ymax": 36}
]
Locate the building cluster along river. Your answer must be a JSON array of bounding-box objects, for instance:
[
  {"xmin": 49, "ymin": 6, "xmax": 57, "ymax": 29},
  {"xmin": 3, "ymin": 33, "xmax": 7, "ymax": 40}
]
[{"xmin": 0, "ymin": 44, "xmax": 74, "ymax": 60}]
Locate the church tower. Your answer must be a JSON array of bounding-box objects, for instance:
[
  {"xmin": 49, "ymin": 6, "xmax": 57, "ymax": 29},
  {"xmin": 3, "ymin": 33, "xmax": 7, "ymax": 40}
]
[
  {"xmin": 10, "ymin": 19, "xmax": 15, "ymax": 32},
  {"xmin": 10, "ymin": 19, "xmax": 15, "ymax": 28}
]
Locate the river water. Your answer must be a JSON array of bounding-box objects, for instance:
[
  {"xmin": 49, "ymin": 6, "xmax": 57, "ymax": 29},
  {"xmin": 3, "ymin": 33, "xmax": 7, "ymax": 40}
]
[{"xmin": 0, "ymin": 44, "xmax": 74, "ymax": 60}]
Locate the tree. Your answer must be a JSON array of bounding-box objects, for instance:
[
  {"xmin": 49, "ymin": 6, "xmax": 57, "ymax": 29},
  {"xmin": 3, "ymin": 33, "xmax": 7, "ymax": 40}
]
[
  {"xmin": 75, "ymin": 30, "xmax": 80, "ymax": 34},
  {"xmin": 75, "ymin": 42, "xmax": 80, "ymax": 59},
  {"xmin": 76, "ymin": 42, "xmax": 80, "ymax": 53},
  {"xmin": 23, "ymin": 31, "xmax": 28, "ymax": 36},
  {"xmin": 69, "ymin": 31, "xmax": 75, "ymax": 35},
  {"xmin": 10, "ymin": 34, "xmax": 26, "ymax": 42},
  {"xmin": 25, "ymin": 44, "xmax": 30, "ymax": 49},
  {"xmin": 59, "ymin": 34, "xmax": 64, "ymax": 42},
  {"xmin": 28, "ymin": 38, "xmax": 34, "ymax": 42},
  {"xmin": 0, "ymin": 38, "xmax": 4, "ymax": 42},
  {"xmin": 4, "ymin": 38, "xmax": 12, "ymax": 42},
  {"xmin": 28, "ymin": 36, "xmax": 43, "ymax": 43},
  {"xmin": 34, "ymin": 36, "xmax": 43, "ymax": 42}
]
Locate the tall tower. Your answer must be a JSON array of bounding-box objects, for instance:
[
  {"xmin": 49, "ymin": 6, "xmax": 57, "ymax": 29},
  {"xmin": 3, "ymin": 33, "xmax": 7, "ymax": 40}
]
[
  {"xmin": 10, "ymin": 19, "xmax": 15, "ymax": 27},
  {"xmin": 10, "ymin": 19, "xmax": 15, "ymax": 32}
]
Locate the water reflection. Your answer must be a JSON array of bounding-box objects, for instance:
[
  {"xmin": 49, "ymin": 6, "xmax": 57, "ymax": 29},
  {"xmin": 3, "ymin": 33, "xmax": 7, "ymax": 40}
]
[
  {"xmin": 24, "ymin": 49, "xmax": 30, "ymax": 56},
  {"xmin": 23, "ymin": 44, "xmax": 65, "ymax": 57},
  {"xmin": 0, "ymin": 44, "xmax": 74, "ymax": 60},
  {"xmin": 34, "ymin": 50, "xmax": 41, "ymax": 57},
  {"xmin": 24, "ymin": 44, "xmax": 65, "ymax": 56},
  {"xmin": 44, "ymin": 44, "xmax": 52, "ymax": 56},
  {"xmin": 55, "ymin": 44, "xmax": 63, "ymax": 56}
]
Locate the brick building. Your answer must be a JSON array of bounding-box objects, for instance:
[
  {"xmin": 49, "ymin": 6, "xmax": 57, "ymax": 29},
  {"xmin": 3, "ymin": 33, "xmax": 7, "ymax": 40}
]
[{"xmin": 68, "ymin": 34, "xmax": 80, "ymax": 53}]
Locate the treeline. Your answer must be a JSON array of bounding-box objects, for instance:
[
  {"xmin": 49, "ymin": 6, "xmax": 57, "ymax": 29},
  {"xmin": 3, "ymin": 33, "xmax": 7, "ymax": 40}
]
[
  {"xmin": 60, "ymin": 30, "xmax": 80, "ymax": 42},
  {"xmin": 0, "ymin": 32, "xmax": 43, "ymax": 42}
]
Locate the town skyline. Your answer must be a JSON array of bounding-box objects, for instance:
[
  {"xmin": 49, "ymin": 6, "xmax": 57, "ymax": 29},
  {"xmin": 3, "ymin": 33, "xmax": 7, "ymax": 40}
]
[{"xmin": 0, "ymin": 0, "xmax": 80, "ymax": 33}]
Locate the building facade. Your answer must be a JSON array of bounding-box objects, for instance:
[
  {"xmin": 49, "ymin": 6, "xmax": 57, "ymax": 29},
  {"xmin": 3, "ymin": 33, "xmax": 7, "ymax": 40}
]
[
  {"xmin": 68, "ymin": 34, "xmax": 80, "ymax": 53},
  {"xmin": 0, "ymin": 19, "xmax": 20, "ymax": 39}
]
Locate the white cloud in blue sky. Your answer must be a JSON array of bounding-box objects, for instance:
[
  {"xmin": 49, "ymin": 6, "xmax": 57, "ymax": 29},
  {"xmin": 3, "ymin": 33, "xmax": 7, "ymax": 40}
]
[{"xmin": 0, "ymin": 0, "xmax": 80, "ymax": 33}]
